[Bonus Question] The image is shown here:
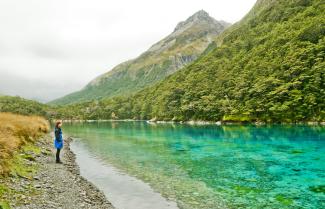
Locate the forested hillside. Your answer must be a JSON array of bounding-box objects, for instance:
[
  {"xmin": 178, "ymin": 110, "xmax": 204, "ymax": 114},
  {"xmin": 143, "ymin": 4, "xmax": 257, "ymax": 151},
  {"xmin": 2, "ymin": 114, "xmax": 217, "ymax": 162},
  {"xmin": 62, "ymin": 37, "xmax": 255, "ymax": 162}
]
[
  {"xmin": 56, "ymin": 0, "xmax": 324, "ymax": 123},
  {"xmin": 2, "ymin": 0, "xmax": 324, "ymax": 123},
  {"xmin": 0, "ymin": 96, "xmax": 50, "ymax": 118},
  {"xmin": 50, "ymin": 11, "xmax": 230, "ymax": 105}
]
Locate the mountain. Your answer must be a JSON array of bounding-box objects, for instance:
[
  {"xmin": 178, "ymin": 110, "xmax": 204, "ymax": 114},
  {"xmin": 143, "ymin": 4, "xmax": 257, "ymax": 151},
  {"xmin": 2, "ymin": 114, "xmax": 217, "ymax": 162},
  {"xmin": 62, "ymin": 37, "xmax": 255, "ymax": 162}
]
[
  {"xmin": 50, "ymin": 10, "xmax": 230, "ymax": 105},
  {"xmin": 57, "ymin": 0, "xmax": 325, "ymax": 123}
]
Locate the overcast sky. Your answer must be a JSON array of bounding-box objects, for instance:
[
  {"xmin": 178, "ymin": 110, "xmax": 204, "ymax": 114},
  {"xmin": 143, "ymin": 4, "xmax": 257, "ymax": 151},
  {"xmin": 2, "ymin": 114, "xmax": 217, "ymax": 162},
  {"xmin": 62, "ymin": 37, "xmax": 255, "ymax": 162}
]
[{"xmin": 0, "ymin": 0, "xmax": 256, "ymax": 102}]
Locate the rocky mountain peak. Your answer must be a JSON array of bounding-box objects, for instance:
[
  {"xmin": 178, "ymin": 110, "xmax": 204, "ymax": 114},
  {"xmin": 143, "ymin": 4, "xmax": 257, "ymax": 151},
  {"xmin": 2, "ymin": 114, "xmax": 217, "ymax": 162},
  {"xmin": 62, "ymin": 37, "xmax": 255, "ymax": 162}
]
[
  {"xmin": 190, "ymin": 10, "xmax": 211, "ymax": 20},
  {"xmin": 173, "ymin": 10, "xmax": 229, "ymax": 33},
  {"xmin": 50, "ymin": 10, "xmax": 231, "ymax": 105}
]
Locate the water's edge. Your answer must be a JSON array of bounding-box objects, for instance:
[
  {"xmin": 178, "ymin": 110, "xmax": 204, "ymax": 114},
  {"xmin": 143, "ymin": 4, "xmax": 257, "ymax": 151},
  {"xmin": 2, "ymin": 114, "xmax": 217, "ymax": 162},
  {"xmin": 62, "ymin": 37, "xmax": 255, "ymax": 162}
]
[{"xmin": 70, "ymin": 138, "xmax": 179, "ymax": 209}]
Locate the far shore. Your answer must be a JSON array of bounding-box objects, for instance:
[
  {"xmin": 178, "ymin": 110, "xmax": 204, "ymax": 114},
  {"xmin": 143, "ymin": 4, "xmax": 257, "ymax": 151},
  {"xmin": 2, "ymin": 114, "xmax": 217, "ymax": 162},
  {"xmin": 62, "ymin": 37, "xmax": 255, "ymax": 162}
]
[{"xmin": 56, "ymin": 119, "xmax": 325, "ymax": 126}]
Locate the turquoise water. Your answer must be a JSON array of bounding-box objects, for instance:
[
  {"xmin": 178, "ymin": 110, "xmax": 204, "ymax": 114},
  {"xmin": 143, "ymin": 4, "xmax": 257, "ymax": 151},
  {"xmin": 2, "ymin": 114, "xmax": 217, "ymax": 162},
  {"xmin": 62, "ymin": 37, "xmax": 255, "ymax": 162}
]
[{"xmin": 64, "ymin": 122, "xmax": 325, "ymax": 209}]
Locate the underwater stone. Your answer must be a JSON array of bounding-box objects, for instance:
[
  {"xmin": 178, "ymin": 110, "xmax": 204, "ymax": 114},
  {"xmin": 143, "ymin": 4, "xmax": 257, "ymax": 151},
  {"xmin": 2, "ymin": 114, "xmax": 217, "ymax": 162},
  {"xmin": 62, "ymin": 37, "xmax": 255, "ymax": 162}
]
[{"xmin": 309, "ymin": 185, "xmax": 325, "ymax": 194}]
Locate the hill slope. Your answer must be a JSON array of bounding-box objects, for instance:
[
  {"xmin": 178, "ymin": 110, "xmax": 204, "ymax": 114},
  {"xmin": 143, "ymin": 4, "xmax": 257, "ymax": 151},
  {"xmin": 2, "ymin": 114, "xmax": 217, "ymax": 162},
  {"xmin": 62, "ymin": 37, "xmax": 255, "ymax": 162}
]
[
  {"xmin": 58, "ymin": 0, "xmax": 325, "ymax": 122},
  {"xmin": 50, "ymin": 10, "xmax": 230, "ymax": 105},
  {"xmin": 0, "ymin": 96, "xmax": 50, "ymax": 118}
]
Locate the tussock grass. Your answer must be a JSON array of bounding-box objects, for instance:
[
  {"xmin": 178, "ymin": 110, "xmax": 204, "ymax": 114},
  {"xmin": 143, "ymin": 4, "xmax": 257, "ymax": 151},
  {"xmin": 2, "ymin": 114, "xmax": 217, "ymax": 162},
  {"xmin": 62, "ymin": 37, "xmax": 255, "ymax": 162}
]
[{"xmin": 0, "ymin": 113, "xmax": 49, "ymax": 176}]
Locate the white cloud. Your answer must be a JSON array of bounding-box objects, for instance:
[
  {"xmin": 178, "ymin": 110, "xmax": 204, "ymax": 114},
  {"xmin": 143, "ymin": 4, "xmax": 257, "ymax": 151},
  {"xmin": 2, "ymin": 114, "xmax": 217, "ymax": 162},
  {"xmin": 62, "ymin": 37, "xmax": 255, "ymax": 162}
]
[{"xmin": 0, "ymin": 0, "xmax": 257, "ymax": 102}]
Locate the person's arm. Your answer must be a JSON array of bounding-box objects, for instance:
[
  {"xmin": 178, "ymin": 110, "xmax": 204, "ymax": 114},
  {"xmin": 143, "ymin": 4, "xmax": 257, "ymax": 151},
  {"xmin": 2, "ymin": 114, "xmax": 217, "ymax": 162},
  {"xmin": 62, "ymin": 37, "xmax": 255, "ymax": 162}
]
[{"xmin": 55, "ymin": 128, "xmax": 60, "ymax": 140}]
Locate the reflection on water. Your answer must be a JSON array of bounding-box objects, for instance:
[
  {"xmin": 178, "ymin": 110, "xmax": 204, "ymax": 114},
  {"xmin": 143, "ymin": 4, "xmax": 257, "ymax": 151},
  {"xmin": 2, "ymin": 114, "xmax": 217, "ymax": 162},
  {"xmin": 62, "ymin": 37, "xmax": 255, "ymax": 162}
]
[{"xmin": 64, "ymin": 122, "xmax": 325, "ymax": 209}]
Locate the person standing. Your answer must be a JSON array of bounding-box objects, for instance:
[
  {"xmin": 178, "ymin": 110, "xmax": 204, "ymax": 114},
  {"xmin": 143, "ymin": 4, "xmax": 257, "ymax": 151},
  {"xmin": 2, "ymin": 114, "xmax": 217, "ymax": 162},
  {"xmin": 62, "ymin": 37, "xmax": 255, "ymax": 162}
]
[{"xmin": 54, "ymin": 120, "xmax": 63, "ymax": 163}]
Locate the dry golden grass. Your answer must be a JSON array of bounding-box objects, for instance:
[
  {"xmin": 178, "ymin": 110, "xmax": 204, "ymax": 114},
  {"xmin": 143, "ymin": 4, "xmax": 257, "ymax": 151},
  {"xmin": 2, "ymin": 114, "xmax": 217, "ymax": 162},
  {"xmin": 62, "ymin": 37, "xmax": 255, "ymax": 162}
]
[{"xmin": 0, "ymin": 113, "xmax": 49, "ymax": 175}]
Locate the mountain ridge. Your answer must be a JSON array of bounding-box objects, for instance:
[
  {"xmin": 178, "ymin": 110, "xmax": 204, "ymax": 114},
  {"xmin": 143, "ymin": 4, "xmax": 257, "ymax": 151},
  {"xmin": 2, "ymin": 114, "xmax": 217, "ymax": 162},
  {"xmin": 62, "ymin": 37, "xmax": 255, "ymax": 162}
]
[
  {"xmin": 50, "ymin": 10, "xmax": 230, "ymax": 105},
  {"xmin": 54, "ymin": 0, "xmax": 325, "ymax": 123}
]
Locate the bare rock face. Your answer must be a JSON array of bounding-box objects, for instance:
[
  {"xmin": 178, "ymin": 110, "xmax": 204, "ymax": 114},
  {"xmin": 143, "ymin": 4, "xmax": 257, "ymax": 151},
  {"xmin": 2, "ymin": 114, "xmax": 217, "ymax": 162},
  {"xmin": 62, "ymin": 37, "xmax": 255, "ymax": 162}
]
[
  {"xmin": 51, "ymin": 10, "xmax": 231, "ymax": 105},
  {"xmin": 174, "ymin": 10, "xmax": 229, "ymax": 33}
]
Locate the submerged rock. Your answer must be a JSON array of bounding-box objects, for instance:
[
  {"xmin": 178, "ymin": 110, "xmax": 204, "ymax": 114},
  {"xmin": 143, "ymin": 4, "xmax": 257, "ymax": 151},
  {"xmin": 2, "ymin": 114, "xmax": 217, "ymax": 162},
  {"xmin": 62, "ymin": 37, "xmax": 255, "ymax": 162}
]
[
  {"xmin": 309, "ymin": 185, "xmax": 325, "ymax": 194},
  {"xmin": 290, "ymin": 150, "xmax": 305, "ymax": 154}
]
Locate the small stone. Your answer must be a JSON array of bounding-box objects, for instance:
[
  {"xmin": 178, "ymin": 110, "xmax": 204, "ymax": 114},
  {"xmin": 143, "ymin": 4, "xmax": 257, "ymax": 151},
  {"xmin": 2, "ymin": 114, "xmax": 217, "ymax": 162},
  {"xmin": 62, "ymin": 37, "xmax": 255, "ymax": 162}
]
[{"xmin": 41, "ymin": 151, "xmax": 48, "ymax": 155}]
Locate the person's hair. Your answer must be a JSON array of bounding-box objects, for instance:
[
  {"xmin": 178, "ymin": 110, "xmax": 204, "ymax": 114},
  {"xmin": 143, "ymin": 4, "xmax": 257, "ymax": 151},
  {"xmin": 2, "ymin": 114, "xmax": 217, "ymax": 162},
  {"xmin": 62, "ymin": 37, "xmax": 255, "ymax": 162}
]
[{"xmin": 55, "ymin": 120, "xmax": 62, "ymax": 128}]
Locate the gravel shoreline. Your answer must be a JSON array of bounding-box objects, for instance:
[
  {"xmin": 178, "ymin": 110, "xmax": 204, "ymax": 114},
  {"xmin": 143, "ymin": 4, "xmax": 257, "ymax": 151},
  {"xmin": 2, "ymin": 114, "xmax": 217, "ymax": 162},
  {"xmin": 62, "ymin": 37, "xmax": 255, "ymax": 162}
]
[{"xmin": 3, "ymin": 135, "xmax": 114, "ymax": 209}]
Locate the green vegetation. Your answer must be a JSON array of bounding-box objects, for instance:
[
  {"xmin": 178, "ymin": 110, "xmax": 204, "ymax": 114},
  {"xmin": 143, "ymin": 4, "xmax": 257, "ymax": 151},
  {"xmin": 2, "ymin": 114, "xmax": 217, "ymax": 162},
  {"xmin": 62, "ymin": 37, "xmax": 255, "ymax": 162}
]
[
  {"xmin": 0, "ymin": 113, "xmax": 49, "ymax": 175},
  {"xmin": 1, "ymin": 0, "xmax": 324, "ymax": 123},
  {"xmin": 0, "ymin": 200, "xmax": 10, "ymax": 209},
  {"xmin": 50, "ymin": 11, "xmax": 229, "ymax": 105},
  {"xmin": 8, "ymin": 144, "xmax": 41, "ymax": 178},
  {"xmin": 0, "ymin": 144, "xmax": 41, "ymax": 209},
  {"xmin": 53, "ymin": 0, "xmax": 325, "ymax": 123},
  {"xmin": 0, "ymin": 96, "xmax": 50, "ymax": 118},
  {"xmin": 0, "ymin": 113, "xmax": 48, "ymax": 208}
]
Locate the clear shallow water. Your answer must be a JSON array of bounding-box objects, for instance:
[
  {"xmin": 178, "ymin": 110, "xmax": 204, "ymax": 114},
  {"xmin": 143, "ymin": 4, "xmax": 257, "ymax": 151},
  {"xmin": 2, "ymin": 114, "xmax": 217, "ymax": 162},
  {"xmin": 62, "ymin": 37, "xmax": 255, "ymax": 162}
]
[
  {"xmin": 64, "ymin": 122, "xmax": 325, "ymax": 209},
  {"xmin": 70, "ymin": 141, "xmax": 179, "ymax": 209}
]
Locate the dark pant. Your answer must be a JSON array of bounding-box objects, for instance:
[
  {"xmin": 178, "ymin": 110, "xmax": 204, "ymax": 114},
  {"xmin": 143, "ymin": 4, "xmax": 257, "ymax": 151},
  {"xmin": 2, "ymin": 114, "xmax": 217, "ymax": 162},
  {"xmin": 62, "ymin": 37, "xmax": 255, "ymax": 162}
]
[{"xmin": 56, "ymin": 148, "xmax": 61, "ymax": 162}]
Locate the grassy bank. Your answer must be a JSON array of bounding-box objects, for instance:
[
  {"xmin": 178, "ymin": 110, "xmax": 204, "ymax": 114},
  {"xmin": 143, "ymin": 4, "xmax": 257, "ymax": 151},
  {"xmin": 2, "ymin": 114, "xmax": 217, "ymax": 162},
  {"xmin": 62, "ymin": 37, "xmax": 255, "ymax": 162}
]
[
  {"xmin": 0, "ymin": 113, "xmax": 49, "ymax": 208},
  {"xmin": 0, "ymin": 113, "xmax": 112, "ymax": 209},
  {"xmin": 0, "ymin": 113, "xmax": 49, "ymax": 176}
]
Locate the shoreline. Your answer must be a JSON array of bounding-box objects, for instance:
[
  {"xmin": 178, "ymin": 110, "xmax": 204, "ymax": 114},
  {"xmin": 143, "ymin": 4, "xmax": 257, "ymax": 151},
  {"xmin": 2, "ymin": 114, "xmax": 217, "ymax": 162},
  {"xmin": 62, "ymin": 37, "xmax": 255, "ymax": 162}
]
[
  {"xmin": 1, "ymin": 135, "xmax": 114, "ymax": 209},
  {"xmin": 63, "ymin": 137, "xmax": 114, "ymax": 208},
  {"xmin": 71, "ymin": 139, "xmax": 179, "ymax": 209},
  {"xmin": 59, "ymin": 119, "xmax": 325, "ymax": 126}
]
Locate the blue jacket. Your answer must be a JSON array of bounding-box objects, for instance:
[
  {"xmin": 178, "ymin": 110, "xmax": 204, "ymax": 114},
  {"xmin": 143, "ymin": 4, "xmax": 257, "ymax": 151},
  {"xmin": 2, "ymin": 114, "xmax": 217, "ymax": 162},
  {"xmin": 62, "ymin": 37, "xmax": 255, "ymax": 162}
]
[{"xmin": 54, "ymin": 127, "xmax": 63, "ymax": 149}]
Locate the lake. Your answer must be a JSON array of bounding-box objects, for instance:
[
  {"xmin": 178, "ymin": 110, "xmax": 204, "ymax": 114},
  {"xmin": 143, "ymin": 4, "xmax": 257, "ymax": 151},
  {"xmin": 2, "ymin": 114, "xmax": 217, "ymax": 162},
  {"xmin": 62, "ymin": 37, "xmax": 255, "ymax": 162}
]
[{"xmin": 64, "ymin": 121, "xmax": 325, "ymax": 209}]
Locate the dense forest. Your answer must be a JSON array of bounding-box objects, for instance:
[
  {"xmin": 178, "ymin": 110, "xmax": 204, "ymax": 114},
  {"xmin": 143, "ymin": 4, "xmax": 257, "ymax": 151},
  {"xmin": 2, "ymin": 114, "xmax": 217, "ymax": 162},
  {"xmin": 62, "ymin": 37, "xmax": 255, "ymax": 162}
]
[
  {"xmin": 0, "ymin": 96, "xmax": 50, "ymax": 118},
  {"xmin": 53, "ymin": 0, "xmax": 325, "ymax": 123},
  {"xmin": 1, "ymin": 0, "xmax": 324, "ymax": 123}
]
